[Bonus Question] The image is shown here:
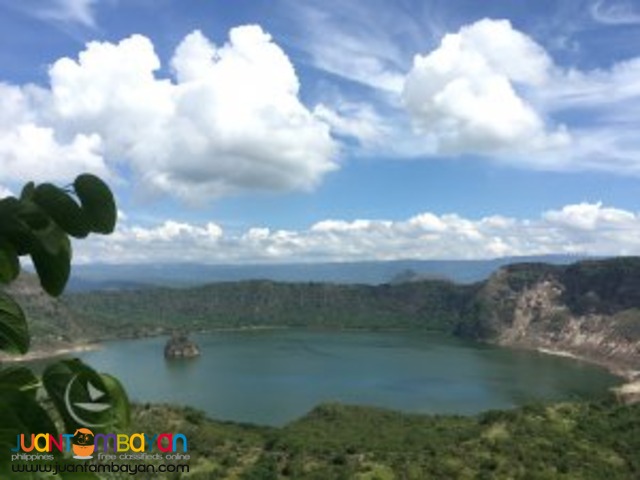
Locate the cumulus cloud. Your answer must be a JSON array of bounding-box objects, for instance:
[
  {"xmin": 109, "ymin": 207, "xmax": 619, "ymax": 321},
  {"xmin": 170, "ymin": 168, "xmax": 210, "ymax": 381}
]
[
  {"xmin": 73, "ymin": 203, "xmax": 640, "ymax": 264},
  {"xmin": 542, "ymin": 202, "xmax": 635, "ymax": 231},
  {"xmin": 0, "ymin": 27, "xmax": 337, "ymax": 201},
  {"xmin": 403, "ymin": 19, "xmax": 569, "ymax": 155},
  {"xmin": 397, "ymin": 17, "xmax": 640, "ymax": 174}
]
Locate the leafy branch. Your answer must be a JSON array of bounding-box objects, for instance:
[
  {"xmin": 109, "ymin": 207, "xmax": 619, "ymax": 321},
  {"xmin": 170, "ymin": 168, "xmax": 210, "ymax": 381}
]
[{"xmin": 0, "ymin": 174, "xmax": 129, "ymax": 479}]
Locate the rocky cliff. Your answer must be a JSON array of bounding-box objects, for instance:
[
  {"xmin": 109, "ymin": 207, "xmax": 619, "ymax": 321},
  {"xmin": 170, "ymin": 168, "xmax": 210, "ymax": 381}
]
[{"xmin": 470, "ymin": 259, "xmax": 640, "ymax": 380}]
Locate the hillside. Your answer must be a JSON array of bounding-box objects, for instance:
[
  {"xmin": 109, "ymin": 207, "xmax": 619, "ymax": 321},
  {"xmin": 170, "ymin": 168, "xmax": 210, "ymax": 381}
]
[
  {"xmin": 1, "ymin": 274, "xmax": 94, "ymax": 353},
  {"xmin": 62, "ymin": 257, "xmax": 640, "ymax": 374},
  {"xmin": 6, "ymin": 257, "xmax": 640, "ymax": 377},
  {"xmin": 105, "ymin": 399, "xmax": 640, "ymax": 479},
  {"xmin": 464, "ymin": 258, "xmax": 640, "ymax": 374},
  {"xmin": 66, "ymin": 279, "xmax": 477, "ymax": 334}
]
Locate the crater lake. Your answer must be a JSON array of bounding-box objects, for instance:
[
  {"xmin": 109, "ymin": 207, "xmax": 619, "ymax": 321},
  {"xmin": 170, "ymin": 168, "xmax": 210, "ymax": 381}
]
[{"xmin": 77, "ymin": 330, "xmax": 619, "ymax": 426}]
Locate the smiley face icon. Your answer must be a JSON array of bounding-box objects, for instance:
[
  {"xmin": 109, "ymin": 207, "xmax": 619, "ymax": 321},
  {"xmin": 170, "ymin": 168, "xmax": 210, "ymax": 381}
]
[{"xmin": 72, "ymin": 428, "xmax": 95, "ymax": 459}]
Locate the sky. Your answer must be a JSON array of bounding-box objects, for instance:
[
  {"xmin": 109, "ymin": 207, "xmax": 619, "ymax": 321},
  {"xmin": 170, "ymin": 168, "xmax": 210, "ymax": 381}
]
[{"xmin": 2, "ymin": 0, "xmax": 640, "ymax": 264}]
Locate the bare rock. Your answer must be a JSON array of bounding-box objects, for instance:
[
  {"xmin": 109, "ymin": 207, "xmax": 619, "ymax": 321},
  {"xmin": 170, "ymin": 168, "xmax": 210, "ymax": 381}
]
[{"xmin": 164, "ymin": 333, "xmax": 200, "ymax": 359}]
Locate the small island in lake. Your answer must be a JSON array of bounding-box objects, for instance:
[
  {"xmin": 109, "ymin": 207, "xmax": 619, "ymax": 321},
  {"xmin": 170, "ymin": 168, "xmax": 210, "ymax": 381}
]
[{"xmin": 164, "ymin": 333, "xmax": 201, "ymax": 359}]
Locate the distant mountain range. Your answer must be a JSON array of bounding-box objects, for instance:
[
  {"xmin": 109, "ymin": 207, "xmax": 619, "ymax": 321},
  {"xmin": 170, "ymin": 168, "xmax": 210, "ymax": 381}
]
[{"xmin": 67, "ymin": 255, "xmax": 592, "ymax": 291}]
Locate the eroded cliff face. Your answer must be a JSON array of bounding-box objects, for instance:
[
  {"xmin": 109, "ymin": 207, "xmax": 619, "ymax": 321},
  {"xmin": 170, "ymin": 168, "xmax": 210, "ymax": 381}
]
[{"xmin": 480, "ymin": 265, "xmax": 640, "ymax": 380}]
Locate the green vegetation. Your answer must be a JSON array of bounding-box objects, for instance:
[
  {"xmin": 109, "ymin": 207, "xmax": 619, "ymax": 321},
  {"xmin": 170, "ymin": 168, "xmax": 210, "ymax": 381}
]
[
  {"xmin": 109, "ymin": 399, "xmax": 640, "ymax": 479},
  {"xmin": 5, "ymin": 235, "xmax": 640, "ymax": 478},
  {"xmin": 64, "ymin": 279, "xmax": 477, "ymax": 339},
  {"xmin": 0, "ymin": 175, "xmax": 129, "ymax": 479},
  {"xmin": 54, "ymin": 257, "xmax": 640, "ymax": 353}
]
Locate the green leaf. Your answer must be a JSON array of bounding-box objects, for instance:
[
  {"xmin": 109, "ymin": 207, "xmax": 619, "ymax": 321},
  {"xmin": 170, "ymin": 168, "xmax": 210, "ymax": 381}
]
[
  {"xmin": 0, "ymin": 366, "xmax": 40, "ymax": 398},
  {"xmin": 24, "ymin": 218, "xmax": 72, "ymax": 296},
  {"xmin": 99, "ymin": 373, "xmax": 131, "ymax": 426},
  {"xmin": 0, "ymin": 200, "xmax": 34, "ymax": 256},
  {"xmin": 30, "ymin": 235, "xmax": 71, "ymax": 297},
  {"xmin": 0, "ymin": 388, "xmax": 58, "ymax": 479},
  {"xmin": 43, "ymin": 359, "xmax": 130, "ymax": 434},
  {"xmin": 0, "ymin": 290, "xmax": 29, "ymax": 354},
  {"xmin": 15, "ymin": 199, "xmax": 50, "ymax": 231},
  {"xmin": 74, "ymin": 174, "xmax": 117, "ymax": 234},
  {"xmin": 0, "ymin": 237, "xmax": 20, "ymax": 284},
  {"xmin": 33, "ymin": 184, "xmax": 90, "ymax": 239}
]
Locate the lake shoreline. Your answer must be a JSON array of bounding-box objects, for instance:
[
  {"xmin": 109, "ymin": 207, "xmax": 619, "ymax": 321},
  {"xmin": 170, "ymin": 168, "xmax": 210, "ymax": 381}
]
[
  {"xmin": 535, "ymin": 346, "xmax": 638, "ymax": 381},
  {"xmin": 3, "ymin": 326, "xmax": 636, "ymax": 400},
  {"xmin": 0, "ymin": 343, "xmax": 100, "ymax": 363},
  {"xmin": 531, "ymin": 345, "xmax": 640, "ymax": 404}
]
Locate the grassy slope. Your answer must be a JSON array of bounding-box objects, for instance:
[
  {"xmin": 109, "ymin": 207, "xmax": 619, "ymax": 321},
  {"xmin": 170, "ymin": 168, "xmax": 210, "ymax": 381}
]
[{"xmin": 114, "ymin": 400, "xmax": 640, "ymax": 480}]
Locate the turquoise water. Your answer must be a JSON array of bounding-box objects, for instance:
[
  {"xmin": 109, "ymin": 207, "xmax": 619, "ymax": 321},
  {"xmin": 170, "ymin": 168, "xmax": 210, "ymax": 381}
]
[{"xmin": 77, "ymin": 330, "xmax": 618, "ymax": 426}]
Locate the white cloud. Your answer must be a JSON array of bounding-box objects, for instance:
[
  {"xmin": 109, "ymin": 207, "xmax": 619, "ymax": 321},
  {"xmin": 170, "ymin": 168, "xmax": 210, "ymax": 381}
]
[
  {"xmin": 0, "ymin": 27, "xmax": 338, "ymax": 201},
  {"xmin": 129, "ymin": 220, "xmax": 223, "ymax": 243},
  {"xmin": 541, "ymin": 58, "xmax": 640, "ymax": 109},
  {"xmin": 542, "ymin": 202, "xmax": 635, "ymax": 231},
  {"xmin": 0, "ymin": 185, "xmax": 13, "ymax": 198},
  {"xmin": 590, "ymin": 0, "xmax": 640, "ymax": 25},
  {"xmin": 313, "ymin": 102, "xmax": 389, "ymax": 147},
  {"xmin": 0, "ymin": 124, "xmax": 107, "ymax": 182},
  {"xmin": 395, "ymin": 17, "xmax": 640, "ymax": 175},
  {"xmin": 402, "ymin": 19, "xmax": 569, "ymax": 155},
  {"xmin": 10, "ymin": 0, "xmax": 100, "ymax": 27},
  {"xmin": 283, "ymin": 0, "xmax": 409, "ymax": 93},
  {"xmin": 308, "ymin": 37, "xmax": 405, "ymax": 93},
  {"xmin": 0, "ymin": 82, "xmax": 109, "ymax": 182},
  {"xmin": 73, "ymin": 203, "xmax": 640, "ymax": 264}
]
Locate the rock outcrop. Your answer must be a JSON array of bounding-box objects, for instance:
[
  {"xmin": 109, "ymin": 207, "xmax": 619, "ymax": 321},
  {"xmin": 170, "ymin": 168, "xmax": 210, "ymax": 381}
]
[
  {"xmin": 164, "ymin": 334, "xmax": 200, "ymax": 359},
  {"xmin": 465, "ymin": 259, "xmax": 640, "ymax": 402}
]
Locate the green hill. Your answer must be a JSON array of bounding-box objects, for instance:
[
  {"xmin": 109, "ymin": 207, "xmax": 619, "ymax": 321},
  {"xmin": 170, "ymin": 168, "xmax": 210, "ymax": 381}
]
[
  {"xmin": 110, "ymin": 399, "xmax": 640, "ymax": 479},
  {"xmin": 6, "ymin": 257, "xmax": 640, "ymax": 373},
  {"xmin": 61, "ymin": 257, "xmax": 640, "ymax": 373}
]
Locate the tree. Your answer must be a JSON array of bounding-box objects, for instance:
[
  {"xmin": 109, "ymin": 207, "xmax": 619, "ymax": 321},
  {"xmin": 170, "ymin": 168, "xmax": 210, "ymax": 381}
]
[{"xmin": 0, "ymin": 175, "xmax": 130, "ymax": 479}]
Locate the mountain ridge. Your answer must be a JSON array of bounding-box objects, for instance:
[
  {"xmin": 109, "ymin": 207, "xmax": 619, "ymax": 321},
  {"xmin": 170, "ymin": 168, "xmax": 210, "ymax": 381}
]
[
  {"xmin": 67, "ymin": 254, "xmax": 590, "ymax": 290},
  {"xmin": 6, "ymin": 257, "xmax": 640, "ymax": 386}
]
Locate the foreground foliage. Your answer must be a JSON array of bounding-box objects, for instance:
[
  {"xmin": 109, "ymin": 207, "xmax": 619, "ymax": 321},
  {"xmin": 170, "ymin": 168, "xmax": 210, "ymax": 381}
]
[
  {"xmin": 0, "ymin": 176, "xmax": 129, "ymax": 479},
  {"xmin": 113, "ymin": 399, "xmax": 640, "ymax": 480}
]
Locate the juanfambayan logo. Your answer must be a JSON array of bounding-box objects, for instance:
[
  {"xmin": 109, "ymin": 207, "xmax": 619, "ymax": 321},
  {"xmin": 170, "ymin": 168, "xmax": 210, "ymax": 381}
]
[
  {"xmin": 8, "ymin": 365, "xmax": 191, "ymax": 476},
  {"xmin": 11, "ymin": 429, "xmax": 189, "ymax": 461}
]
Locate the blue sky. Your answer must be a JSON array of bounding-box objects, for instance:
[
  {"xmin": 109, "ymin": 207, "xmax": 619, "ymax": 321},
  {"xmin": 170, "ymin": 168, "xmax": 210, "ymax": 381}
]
[{"xmin": 2, "ymin": 0, "xmax": 640, "ymax": 263}]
